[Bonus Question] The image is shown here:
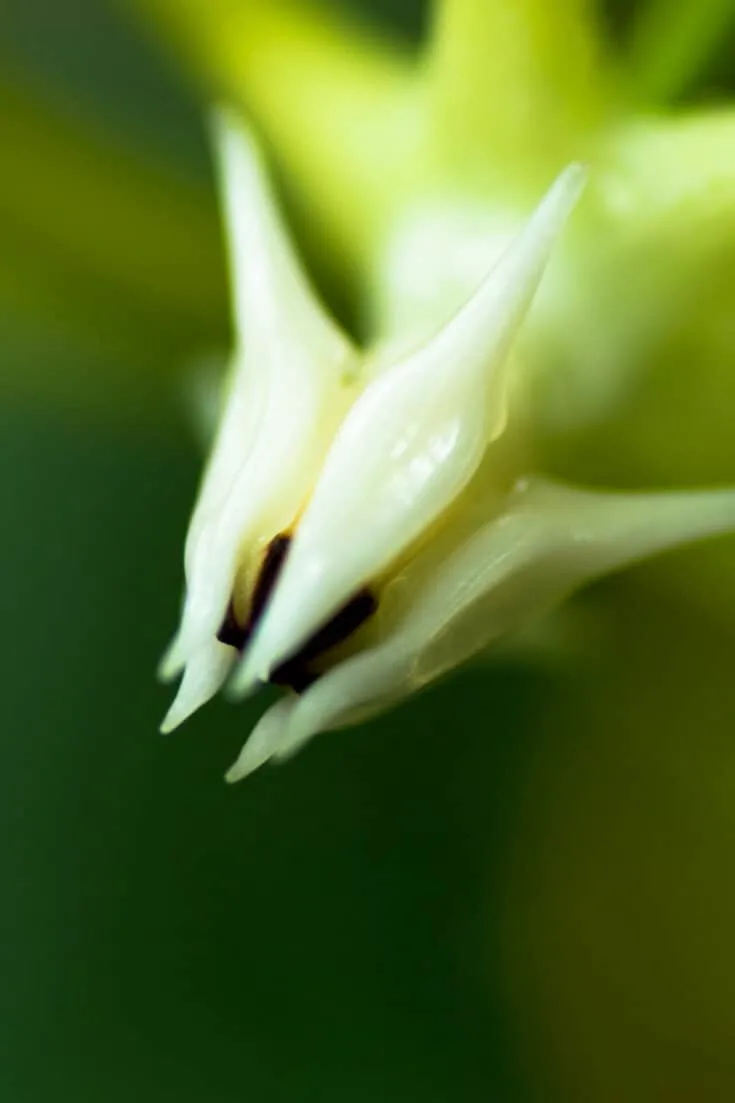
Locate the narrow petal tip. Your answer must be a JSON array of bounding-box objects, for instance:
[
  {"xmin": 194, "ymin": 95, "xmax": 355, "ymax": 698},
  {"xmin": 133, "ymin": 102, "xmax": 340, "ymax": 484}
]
[
  {"xmin": 160, "ymin": 642, "xmax": 235, "ymax": 735},
  {"xmin": 225, "ymin": 698, "xmax": 296, "ymax": 783},
  {"xmin": 159, "ymin": 710, "xmax": 182, "ymax": 736},
  {"xmin": 555, "ymin": 162, "xmax": 588, "ymax": 205},
  {"xmin": 230, "ymin": 657, "xmax": 271, "ymax": 700},
  {"xmin": 224, "ymin": 659, "xmax": 263, "ymax": 701}
]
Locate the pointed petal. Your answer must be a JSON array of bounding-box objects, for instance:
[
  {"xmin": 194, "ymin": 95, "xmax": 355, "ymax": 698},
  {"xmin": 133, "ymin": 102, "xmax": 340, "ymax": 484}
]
[
  {"xmin": 165, "ymin": 117, "xmax": 357, "ymax": 675},
  {"xmin": 234, "ymin": 166, "xmax": 585, "ymax": 690},
  {"xmin": 271, "ymin": 480, "xmax": 735, "ymax": 746},
  {"xmin": 405, "ymin": 479, "xmax": 735, "ymax": 688},
  {"xmin": 225, "ymin": 696, "xmax": 297, "ymax": 783},
  {"xmin": 160, "ymin": 641, "xmax": 235, "ymax": 734},
  {"xmin": 212, "ymin": 108, "xmax": 354, "ymax": 358}
]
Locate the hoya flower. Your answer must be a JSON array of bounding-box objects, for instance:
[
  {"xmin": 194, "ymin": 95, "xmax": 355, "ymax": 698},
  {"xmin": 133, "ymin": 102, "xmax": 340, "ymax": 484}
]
[
  {"xmin": 124, "ymin": 0, "xmax": 735, "ymax": 780},
  {"xmin": 160, "ymin": 80, "xmax": 735, "ymax": 780}
]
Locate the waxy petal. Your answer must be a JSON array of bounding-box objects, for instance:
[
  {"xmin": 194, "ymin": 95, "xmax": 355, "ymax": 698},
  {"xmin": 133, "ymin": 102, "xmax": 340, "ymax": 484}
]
[
  {"xmin": 225, "ymin": 696, "xmax": 297, "ymax": 783},
  {"xmin": 234, "ymin": 165, "xmax": 586, "ymax": 691},
  {"xmin": 160, "ymin": 640, "xmax": 235, "ymax": 735},
  {"xmin": 162, "ymin": 115, "xmax": 358, "ymax": 726},
  {"xmin": 227, "ymin": 479, "xmax": 735, "ymax": 777}
]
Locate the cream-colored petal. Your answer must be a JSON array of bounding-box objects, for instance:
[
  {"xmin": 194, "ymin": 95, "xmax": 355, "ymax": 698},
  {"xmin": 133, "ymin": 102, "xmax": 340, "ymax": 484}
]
[
  {"xmin": 234, "ymin": 166, "xmax": 585, "ymax": 691},
  {"xmin": 164, "ymin": 114, "xmax": 357, "ymax": 681},
  {"xmin": 405, "ymin": 479, "xmax": 735, "ymax": 687},
  {"xmin": 225, "ymin": 696, "xmax": 297, "ymax": 783},
  {"xmin": 160, "ymin": 640, "xmax": 235, "ymax": 734},
  {"xmin": 230, "ymin": 479, "xmax": 735, "ymax": 767},
  {"xmin": 212, "ymin": 108, "xmax": 353, "ymax": 357}
]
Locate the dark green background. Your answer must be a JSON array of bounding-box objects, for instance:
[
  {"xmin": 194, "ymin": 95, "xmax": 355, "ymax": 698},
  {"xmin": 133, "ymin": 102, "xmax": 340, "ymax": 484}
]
[{"xmin": 0, "ymin": 403, "xmax": 539, "ymax": 1100}]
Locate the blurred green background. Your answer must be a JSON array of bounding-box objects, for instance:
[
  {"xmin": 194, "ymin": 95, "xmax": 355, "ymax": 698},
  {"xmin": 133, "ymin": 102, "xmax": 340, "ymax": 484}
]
[{"xmin": 2, "ymin": 2, "xmax": 735, "ymax": 1101}]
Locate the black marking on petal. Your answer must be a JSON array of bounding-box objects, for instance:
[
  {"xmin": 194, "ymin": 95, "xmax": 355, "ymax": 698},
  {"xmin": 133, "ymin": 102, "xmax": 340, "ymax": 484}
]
[
  {"xmin": 217, "ymin": 533, "xmax": 378, "ymax": 696},
  {"xmin": 217, "ymin": 533, "xmax": 292, "ymax": 651},
  {"xmin": 270, "ymin": 663, "xmax": 320, "ymax": 695},
  {"xmin": 217, "ymin": 601, "xmax": 248, "ymax": 650},
  {"xmin": 270, "ymin": 588, "xmax": 377, "ymax": 694},
  {"xmin": 250, "ymin": 534, "xmax": 291, "ymax": 628}
]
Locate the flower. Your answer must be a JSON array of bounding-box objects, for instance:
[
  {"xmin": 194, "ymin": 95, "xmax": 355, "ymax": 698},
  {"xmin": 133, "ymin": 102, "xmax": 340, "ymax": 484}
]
[
  {"xmin": 161, "ymin": 98, "xmax": 735, "ymax": 781},
  {"xmin": 132, "ymin": 0, "xmax": 735, "ymax": 780}
]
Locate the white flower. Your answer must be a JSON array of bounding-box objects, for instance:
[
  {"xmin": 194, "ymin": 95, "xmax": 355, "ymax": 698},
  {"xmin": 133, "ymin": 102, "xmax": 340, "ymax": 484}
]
[{"xmin": 162, "ymin": 115, "xmax": 735, "ymax": 781}]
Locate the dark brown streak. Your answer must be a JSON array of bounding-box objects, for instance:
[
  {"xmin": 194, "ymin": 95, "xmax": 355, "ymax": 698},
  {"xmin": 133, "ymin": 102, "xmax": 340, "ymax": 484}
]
[
  {"xmin": 270, "ymin": 589, "xmax": 377, "ymax": 693},
  {"xmin": 217, "ymin": 534, "xmax": 291, "ymax": 651},
  {"xmin": 216, "ymin": 602, "xmax": 248, "ymax": 650},
  {"xmin": 249, "ymin": 534, "xmax": 292, "ymax": 628},
  {"xmin": 216, "ymin": 532, "xmax": 378, "ymax": 695}
]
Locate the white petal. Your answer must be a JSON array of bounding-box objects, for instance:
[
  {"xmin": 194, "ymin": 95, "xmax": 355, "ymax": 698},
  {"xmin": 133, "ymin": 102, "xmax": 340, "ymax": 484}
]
[
  {"xmin": 233, "ymin": 166, "xmax": 586, "ymax": 690},
  {"xmin": 160, "ymin": 640, "xmax": 235, "ymax": 734},
  {"xmin": 259, "ymin": 480, "xmax": 735, "ymax": 749},
  {"xmin": 163, "ymin": 113, "xmax": 357, "ymax": 684},
  {"xmin": 225, "ymin": 696, "xmax": 298, "ymax": 783},
  {"xmin": 405, "ymin": 479, "xmax": 735, "ymax": 685},
  {"xmin": 212, "ymin": 109, "xmax": 353, "ymax": 357}
]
